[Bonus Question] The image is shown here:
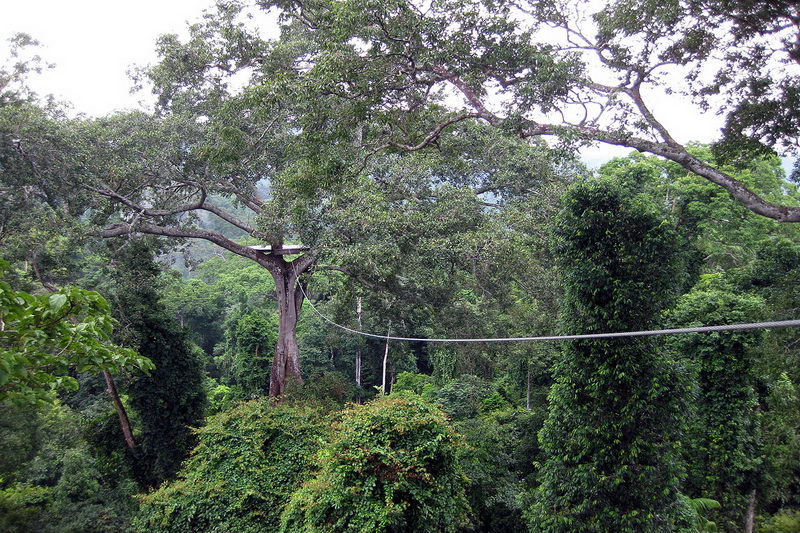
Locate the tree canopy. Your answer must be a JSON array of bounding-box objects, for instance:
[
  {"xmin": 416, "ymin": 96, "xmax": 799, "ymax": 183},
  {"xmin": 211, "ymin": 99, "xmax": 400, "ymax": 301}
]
[{"xmin": 233, "ymin": 0, "xmax": 799, "ymax": 220}]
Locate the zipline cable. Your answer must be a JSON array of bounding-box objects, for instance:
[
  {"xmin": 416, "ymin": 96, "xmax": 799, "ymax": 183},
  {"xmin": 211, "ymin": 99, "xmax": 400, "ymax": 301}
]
[{"xmin": 294, "ymin": 267, "xmax": 800, "ymax": 342}]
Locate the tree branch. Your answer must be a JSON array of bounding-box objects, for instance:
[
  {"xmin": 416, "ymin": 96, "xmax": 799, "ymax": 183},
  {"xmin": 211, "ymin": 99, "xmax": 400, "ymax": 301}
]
[
  {"xmin": 101, "ymin": 222, "xmax": 265, "ymax": 261},
  {"xmin": 83, "ymin": 182, "xmax": 208, "ymax": 218},
  {"xmin": 200, "ymin": 202, "xmax": 258, "ymax": 235},
  {"xmin": 517, "ymin": 120, "xmax": 800, "ymax": 221}
]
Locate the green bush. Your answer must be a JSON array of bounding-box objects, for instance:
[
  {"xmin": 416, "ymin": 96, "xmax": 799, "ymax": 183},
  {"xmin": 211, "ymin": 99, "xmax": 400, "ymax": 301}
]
[
  {"xmin": 759, "ymin": 509, "xmax": 800, "ymax": 533},
  {"xmin": 286, "ymin": 368, "xmax": 356, "ymax": 409},
  {"xmin": 135, "ymin": 400, "xmax": 327, "ymax": 533},
  {"xmin": 0, "ymin": 482, "xmax": 51, "ymax": 533},
  {"xmin": 393, "ymin": 371, "xmax": 438, "ymax": 401},
  {"xmin": 280, "ymin": 392, "xmax": 471, "ymax": 533},
  {"xmin": 456, "ymin": 409, "xmax": 544, "ymax": 533},
  {"xmin": 435, "ymin": 375, "xmax": 496, "ymax": 419}
]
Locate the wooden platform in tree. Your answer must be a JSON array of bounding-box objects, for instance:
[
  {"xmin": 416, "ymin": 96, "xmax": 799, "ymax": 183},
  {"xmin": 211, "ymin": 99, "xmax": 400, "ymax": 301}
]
[{"xmin": 247, "ymin": 244, "xmax": 310, "ymax": 256}]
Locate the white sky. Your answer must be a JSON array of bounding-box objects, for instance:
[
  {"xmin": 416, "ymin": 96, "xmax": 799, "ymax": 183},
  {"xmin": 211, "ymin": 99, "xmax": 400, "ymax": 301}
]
[{"xmin": 0, "ymin": 0, "xmax": 220, "ymax": 116}]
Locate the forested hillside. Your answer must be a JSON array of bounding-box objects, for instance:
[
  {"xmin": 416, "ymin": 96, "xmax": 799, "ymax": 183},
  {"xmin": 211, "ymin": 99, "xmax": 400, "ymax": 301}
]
[{"xmin": 2, "ymin": 1, "xmax": 800, "ymax": 531}]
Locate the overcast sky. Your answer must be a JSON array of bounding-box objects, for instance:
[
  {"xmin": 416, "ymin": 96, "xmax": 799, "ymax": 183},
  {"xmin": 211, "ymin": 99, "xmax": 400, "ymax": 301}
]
[{"xmin": 1, "ymin": 0, "xmax": 220, "ymax": 116}]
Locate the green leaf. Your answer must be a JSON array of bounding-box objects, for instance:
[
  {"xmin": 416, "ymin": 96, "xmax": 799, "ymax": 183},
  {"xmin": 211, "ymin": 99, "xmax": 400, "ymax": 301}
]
[{"xmin": 48, "ymin": 293, "xmax": 67, "ymax": 312}]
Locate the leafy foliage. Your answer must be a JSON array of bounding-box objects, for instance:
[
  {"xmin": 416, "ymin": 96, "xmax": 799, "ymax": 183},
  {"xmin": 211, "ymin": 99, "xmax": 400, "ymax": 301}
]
[
  {"xmin": 280, "ymin": 392, "xmax": 470, "ymax": 533},
  {"xmin": 0, "ymin": 259, "xmax": 153, "ymax": 407},
  {"xmin": 230, "ymin": 311, "xmax": 278, "ymax": 399},
  {"xmin": 103, "ymin": 242, "xmax": 207, "ymax": 486},
  {"xmin": 456, "ymin": 408, "xmax": 544, "ymax": 533},
  {"xmin": 0, "ymin": 401, "xmax": 141, "ymax": 533},
  {"xmin": 759, "ymin": 508, "xmax": 800, "ymax": 533},
  {"xmin": 531, "ymin": 178, "xmax": 693, "ymax": 531},
  {"xmin": 0, "ymin": 33, "xmax": 53, "ymax": 107},
  {"xmin": 135, "ymin": 400, "xmax": 327, "ymax": 533},
  {"xmin": 668, "ymin": 275, "xmax": 764, "ymax": 531}
]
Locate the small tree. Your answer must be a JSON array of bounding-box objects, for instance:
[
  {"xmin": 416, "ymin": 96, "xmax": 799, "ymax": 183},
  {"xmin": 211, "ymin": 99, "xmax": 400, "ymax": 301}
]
[{"xmin": 0, "ymin": 259, "xmax": 153, "ymax": 408}]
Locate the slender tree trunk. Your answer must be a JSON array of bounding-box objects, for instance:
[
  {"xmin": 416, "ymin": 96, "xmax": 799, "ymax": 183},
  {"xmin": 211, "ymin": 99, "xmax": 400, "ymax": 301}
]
[
  {"xmin": 103, "ymin": 370, "xmax": 138, "ymax": 456},
  {"xmin": 355, "ymin": 297, "xmax": 362, "ymax": 403},
  {"xmin": 744, "ymin": 488, "xmax": 757, "ymax": 533},
  {"xmin": 382, "ymin": 322, "xmax": 391, "ymax": 395},
  {"xmin": 526, "ymin": 361, "xmax": 532, "ymax": 411}
]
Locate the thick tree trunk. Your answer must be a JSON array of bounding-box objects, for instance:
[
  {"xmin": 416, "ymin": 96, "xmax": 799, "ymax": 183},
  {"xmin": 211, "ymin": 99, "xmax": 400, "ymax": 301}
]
[
  {"xmin": 265, "ymin": 253, "xmax": 315, "ymax": 398},
  {"xmin": 103, "ymin": 370, "xmax": 138, "ymax": 456}
]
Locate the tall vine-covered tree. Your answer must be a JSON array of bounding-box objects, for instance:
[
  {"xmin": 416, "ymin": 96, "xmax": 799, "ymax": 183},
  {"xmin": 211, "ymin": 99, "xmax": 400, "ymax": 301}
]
[
  {"xmin": 668, "ymin": 275, "xmax": 765, "ymax": 532},
  {"xmin": 530, "ymin": 178, "xmax": 694, "ymax": 531},
  {"xmin": 103, "ymin": 241, "xmax": 207, "ymax": 486}
]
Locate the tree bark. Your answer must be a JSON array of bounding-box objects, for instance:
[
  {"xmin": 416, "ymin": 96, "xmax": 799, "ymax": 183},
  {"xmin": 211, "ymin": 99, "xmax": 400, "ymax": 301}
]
[
  {"xmin": 382, "ymin": 322, "xmax": 391, "ymax": 395},
  {"xmin": 103, "ymin": 370, "xmax": 138, "ymax": 456},
  {"xmin": 355, "ymin": 296, "xmax": 362, "ymax": 404},
  {"xmin": 263, "ymin": 252, "xmax": 316, "ymax": 398},
  {"xmin": 744, "ymin": 488, "xmax": 757, "ymax": 533}
]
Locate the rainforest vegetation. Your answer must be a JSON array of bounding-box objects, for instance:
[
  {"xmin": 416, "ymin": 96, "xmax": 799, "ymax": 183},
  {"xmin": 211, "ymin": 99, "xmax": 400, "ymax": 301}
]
[{"xmin": 2, "ymin": 0, "xmax": 800, "ymax": 531}]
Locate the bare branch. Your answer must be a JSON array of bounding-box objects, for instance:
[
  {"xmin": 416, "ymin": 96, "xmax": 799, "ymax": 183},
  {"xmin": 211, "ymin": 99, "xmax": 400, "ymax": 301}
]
[
  {"xmin": 431, "ymin": 65, "xmax": 501, "ymax": 126},
  {"xmin": 101, "ymin": 222, "xmax": 263, "ymax": 260},
  {"xmin": 385, "ymin": 111, "xmax": 484, "ymax": 151}
]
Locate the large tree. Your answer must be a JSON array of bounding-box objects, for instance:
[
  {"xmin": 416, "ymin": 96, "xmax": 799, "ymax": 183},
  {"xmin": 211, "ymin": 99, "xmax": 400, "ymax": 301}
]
[
  {"xmin": 3, "ymin": 44, "xmax": 580, "ymax": 396},
  {"xmin": 0, "ymin": 98, "xmax": 315, "ymax": 396},
  {"xmin": 252, "ymin": 0, "xmax": 800, "ymax": 221}
]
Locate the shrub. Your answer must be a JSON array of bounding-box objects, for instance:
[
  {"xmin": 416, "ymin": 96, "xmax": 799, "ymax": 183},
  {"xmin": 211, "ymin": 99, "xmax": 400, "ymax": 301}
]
[
  {"xmin": 759, "ymin": 509, "xmax": 800, "ymax": 533},
  {"xmin": 135, "ymin": 400, "xmax": 326, "ymax": 533},
  {"xmin": 280, "ymin": 392, "xmax": 470, "ymax": 533}
]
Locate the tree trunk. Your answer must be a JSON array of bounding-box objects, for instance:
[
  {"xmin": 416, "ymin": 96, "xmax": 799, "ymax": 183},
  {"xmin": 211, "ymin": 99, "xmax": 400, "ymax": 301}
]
[
  {"xmin": 265, "ymin": 253, "xmax": 315, "ymax": 398},
  {"xmin": 744, "ymin": 488, "xmax": 756, "ymax": 533},
  {"xmin": 381, "ymin": 322, "xmax": 391, "ymax": 395},
  {"xmin": 526, "ymin": 361, "xmax": 532, "ymax": 411},
  {"xmin": 103, "ymin": 370, "xmax": 138, "ymax": 456},
  {"xmin": 355, "ymin": 297, "xmax": 362, "ymax": 403}
]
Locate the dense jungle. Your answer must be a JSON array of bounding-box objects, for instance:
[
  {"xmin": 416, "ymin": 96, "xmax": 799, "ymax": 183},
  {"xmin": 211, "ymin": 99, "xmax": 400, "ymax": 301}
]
[{"xmin": 2, "ymin": 1, "xmax": 800, "ymax": 531}]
